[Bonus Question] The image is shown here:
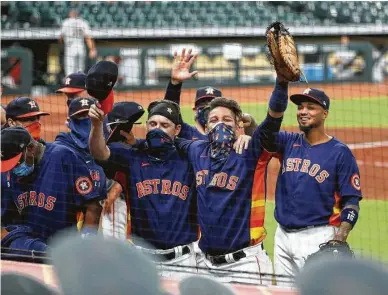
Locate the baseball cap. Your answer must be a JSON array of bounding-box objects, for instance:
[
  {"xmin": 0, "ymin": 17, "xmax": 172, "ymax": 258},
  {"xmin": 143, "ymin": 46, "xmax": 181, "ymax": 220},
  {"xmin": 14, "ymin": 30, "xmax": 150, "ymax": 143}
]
[
  {"xmin": 195, "ymin": 86, "xmax": 222, "ymax": 107},
  {"xmin": 56, "ymin": 72, "xmax": 86, "ymax": 94},
  {"xmin": 290, "ymin": 88, "xmax": 330, "ymax": 110},
  {"xmin": 86, "ymin": 61, "xmax": 118, "ymax": 114},
  {"xmin": 68, "ymin": 97, "xmax": 96, "ymax": 117},
  {"xmin": 1, "ymin": 126, "xmax": 33, "ymax": 172},
  {"xmin": 1, "ymin": 273, "xmax": 57, "ymax": 295},
  {"xmin": 50, "ymin": 233, "xmax": 164, "ymax": 295},
  {"xmin": 106, "ymin": 101, "xmax": 145, "ymax": 143},
  {"xmin": 179, "ymin": 276, "xmax": 236, "ymax": 295},
  {"xmin": 6, "ymin": 97, "xmax": 50, "ymax": 119}
]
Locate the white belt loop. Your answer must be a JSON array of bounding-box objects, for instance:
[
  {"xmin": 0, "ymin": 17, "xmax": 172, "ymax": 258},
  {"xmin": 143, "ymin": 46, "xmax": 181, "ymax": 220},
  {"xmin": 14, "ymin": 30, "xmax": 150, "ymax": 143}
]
[
  {"xmin": 174, "ymin": 245, "xmax": 183, "ymax": 258},
  {"xmin": 225, "ymin": 253, "xmax": 235, "ymax": 263}
]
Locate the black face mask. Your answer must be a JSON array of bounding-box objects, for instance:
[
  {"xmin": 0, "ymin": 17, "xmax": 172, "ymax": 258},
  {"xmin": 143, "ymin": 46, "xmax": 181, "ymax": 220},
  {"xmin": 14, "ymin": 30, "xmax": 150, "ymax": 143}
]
[{"xmin": 146, "ymin": 128, "xmax": 176, "ymax": 160}]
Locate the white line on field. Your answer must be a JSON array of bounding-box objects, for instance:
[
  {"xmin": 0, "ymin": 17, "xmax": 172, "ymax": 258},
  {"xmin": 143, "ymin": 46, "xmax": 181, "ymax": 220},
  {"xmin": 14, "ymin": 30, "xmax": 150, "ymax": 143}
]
[{"xmin": 348, "ymin": 141, "xmax": 388, "ymax": 150}]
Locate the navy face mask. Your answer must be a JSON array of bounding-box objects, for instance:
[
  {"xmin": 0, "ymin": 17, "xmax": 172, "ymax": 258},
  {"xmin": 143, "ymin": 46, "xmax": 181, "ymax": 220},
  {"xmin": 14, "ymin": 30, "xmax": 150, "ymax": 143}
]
[
  {"xmin": 69, "ymin": 118, "xmax": 92, "ymax": 149},
  {"xmin": 207, "ymin": 122, "xmax": 236, "ymax": 159},
  {"xmin": 196, "ymin": 107, "xmax": 210, "ymax": 128},
  {"xmin": 146, "ymin": 128, "xmax": 175, "ymax": 156}
]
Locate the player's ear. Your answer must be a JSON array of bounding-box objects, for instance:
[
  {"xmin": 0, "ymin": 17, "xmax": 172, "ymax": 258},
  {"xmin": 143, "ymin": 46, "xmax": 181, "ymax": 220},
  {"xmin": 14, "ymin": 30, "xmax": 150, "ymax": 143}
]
[
  {"xmin": 323, "ymin": 110, "xmax": 329, "ymax": 120},
  {"xmin": 7, "ymin": 118, "xmax": 16, "ymax": 127},
  {"xmin": 65, "ymin": 117, "xmax": 70, "ymax": 129},
  {"xmin": 174, "ymin": 124, "xmax": 182, "ymax": 136}
]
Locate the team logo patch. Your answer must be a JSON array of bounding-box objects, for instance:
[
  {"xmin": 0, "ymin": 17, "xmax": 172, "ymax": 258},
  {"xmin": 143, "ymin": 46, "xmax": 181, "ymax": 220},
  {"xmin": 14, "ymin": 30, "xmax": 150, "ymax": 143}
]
[
  {"xmin": 351, "ymin": 174, "xmax": 361, "ymax": 191},
  {"xmin": 75, "ymin": 177, "xmax": 93, "ymax": 195}
]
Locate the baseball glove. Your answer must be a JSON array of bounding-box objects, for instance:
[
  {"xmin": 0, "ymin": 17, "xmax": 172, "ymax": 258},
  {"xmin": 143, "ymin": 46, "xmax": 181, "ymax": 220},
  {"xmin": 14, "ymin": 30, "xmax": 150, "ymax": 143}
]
[
  {"xmin": 265, "ymin": 21, "xmax": 301, "ymax": 82},
  {"xmin": 305, "ymin": 240, "xmax": 354, "ymax": 265}
]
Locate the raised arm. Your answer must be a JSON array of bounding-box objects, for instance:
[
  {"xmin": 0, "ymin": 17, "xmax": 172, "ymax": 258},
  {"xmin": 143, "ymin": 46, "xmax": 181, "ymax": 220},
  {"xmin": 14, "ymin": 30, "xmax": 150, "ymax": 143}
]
[
  {"xmin": 89, "ymin": 104, "xmax": 110, "ymax": 161},
  {"xmin": 164, "ymin": 48, "xmax": 198, "ymax": 104}
]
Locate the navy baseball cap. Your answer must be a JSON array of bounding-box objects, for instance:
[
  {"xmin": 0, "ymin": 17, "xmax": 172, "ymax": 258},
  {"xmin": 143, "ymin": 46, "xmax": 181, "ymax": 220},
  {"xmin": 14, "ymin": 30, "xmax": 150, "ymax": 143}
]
[
  {"xmin": 86, "ymin": 61, "xmax": 118, "ymax": 113},
  {"xmin": 195, "ymin": 86, "xmax": 222, "ymax": 107},
  {"xmin": 6, "ymin": 97, "xmax": 50, "ymax": 119},
  {"xmin": 68, "ymin": 97, "xmax": 96, "ymax": 117},
  {"xmin": 1, "ymin": 126, "xmax": 33, "ymax": 172},
  {"xmin": 56, "ymin": 72, "xmax": 86, "ymax": 94},
  {"xmin": 106, "ymin": 101, "xmax": 145, "ymax": 143},
  {"xmin": 290, "ymin": 88, "xmax": 330, "ymax": 110}
]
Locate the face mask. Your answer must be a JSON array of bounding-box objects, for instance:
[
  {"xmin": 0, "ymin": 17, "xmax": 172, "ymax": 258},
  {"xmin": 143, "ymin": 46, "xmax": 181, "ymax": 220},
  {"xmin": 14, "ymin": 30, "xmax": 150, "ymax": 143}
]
[
  {"xmin": 196, "ymin": 107, "xmax": 210, "ymax": 128},
  {"xmin": 25, "ymin": 121, "xmax": 41, "ymax": 140},
  {"xmin": 13, "ymin": 162, "xmax": 34, "ymax": 177},
  {"xmin": 69, "ymin": 118, "xmax": 92, "ymax": 149},
  {"xmin": 207, "ymin": 122, "xmax": 236, "ymax": 159},
  {"xmin": 146, "ymin": 128, "xmax": 175, "ymax": 152}
]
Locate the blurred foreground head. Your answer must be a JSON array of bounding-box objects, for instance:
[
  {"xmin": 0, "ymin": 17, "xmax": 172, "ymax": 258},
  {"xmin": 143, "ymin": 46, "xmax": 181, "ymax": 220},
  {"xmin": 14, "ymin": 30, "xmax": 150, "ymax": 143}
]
[
  {"xmin": 50, "ymin": 233, "xmax": 164, "ymax": 295},
  {"xmin": 296, "ymin": 257, "xmax": 388, "ymax": 295},
  {"xmin": 1, "ymin": 273, "xmax": 57, "ymax": 295},
  {"xmin": 179, "ymin": 275, "xmax": 236, "ymax": 295}
]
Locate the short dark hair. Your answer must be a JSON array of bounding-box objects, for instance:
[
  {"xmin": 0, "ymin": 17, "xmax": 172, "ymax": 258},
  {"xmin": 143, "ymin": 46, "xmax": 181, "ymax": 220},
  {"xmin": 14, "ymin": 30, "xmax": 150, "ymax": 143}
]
[{"xmin": 208, "ymin": 97, "xmax": 243, "ymax": 122}]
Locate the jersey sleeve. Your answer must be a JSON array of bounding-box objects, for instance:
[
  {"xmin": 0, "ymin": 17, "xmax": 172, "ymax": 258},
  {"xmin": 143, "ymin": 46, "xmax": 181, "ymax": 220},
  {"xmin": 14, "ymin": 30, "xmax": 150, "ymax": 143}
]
[
  {"xmin": 164, "ymin": 80, "xmax": 182, "ymax": 105},
  {"xmin": 65, "ymin": 154, "xmax": 105, "ymax": 205},
  {"xmin": 249, "ymin": 113, "xmax": 283, "ymax": 158},
  {"xmin": 175, "ymin": 138, "xmax": 201, "ymax": 162},
  {"xmin": 82, "ymin": 19, "xmax": 91, "ymax": 36},
  {"xmin": 60, "ymin": 20, "xmax": 68, "ymax": 35},
  {"xmin": 107, "ymin": 142, "xmax": 136, "ymax": 173},
  {"xmin": 337, "ymin": 147, "xmax": 362, "ymax": 202}
]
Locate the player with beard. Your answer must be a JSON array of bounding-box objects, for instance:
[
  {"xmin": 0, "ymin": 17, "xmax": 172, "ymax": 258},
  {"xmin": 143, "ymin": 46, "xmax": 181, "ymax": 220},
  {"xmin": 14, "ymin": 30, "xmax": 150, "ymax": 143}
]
[{"xmin": 270, "ymin": 88, "xmax": 362, "ymax": 287}]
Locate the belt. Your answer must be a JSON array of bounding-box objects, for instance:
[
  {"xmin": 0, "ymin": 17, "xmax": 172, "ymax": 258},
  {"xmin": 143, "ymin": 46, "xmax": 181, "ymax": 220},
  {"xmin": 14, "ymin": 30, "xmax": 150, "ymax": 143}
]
[
  {"xmin": 281, "ymin": 224, "xmax": 324, "ymax": 233},
  {"xmin": 148, "ymin": 245, "xmax": 191, "ymax": 261},
  {"xmin": 205, "ymin": 244, "xmax": 264, "ymax": 266}
]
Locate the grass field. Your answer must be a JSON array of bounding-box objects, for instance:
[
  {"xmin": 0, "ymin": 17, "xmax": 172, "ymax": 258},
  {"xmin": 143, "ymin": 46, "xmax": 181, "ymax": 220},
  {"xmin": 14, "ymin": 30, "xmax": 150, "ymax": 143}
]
[
  {"xmin": 263, "ymin": 200, "xmax": 388, "ymax": 263},
  {"xmin": 179, "ymin": 97, "xmax": 388, "ymax": 127}
]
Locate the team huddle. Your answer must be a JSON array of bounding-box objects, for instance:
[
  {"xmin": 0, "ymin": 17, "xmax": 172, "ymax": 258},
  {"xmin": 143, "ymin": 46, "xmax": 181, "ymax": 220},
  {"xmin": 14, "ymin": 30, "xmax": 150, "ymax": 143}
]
[{"xmin": 1, "ymin": 49, "xmax": 362, "ymax": 287}]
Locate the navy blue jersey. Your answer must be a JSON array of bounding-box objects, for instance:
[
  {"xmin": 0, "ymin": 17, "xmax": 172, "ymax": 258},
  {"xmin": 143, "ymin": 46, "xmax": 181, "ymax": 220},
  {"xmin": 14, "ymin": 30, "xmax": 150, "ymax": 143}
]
[
  {"xmin": 8, "ymin": 133, "xmax": 107, "ymax": 241},
  {"xmin": 107, "ymin": 142, "xmax": 197, "ymax": 250},
  {"xmin": 273, "ymin": 132, "xmax": 362, "ymax": 229},
  {"xmin": 176, "ymin": 122, "xmax": 277, "ymax": 255},
  {"xmin": 1, "ymin": 172, "xmax": 23, "ymax": 226},
  {"xmin": 179, "ymin": 122, "xmax": 208, "ymax": 141}
]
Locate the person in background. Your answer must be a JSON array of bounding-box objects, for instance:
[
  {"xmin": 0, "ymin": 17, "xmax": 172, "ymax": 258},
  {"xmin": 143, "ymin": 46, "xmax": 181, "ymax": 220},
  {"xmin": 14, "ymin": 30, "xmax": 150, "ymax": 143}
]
[{"xmin": 59, "ymin": 9, "xmax": 96, "ymax": 76}]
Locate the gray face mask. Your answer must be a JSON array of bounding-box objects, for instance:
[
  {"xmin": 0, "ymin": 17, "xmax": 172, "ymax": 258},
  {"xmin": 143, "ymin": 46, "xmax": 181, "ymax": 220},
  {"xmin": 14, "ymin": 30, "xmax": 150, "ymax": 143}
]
[{"xmin": 13, "ymin": 162, "xmax": 34, "ymax": 177}]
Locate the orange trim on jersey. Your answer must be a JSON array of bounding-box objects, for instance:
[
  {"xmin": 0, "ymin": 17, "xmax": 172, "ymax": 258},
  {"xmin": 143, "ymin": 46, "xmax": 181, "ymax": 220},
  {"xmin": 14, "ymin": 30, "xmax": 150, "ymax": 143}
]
[
  {"xmin": 329, "ymin": 191, "xmax": 341, "ymax": 226},
  {"xmin": 250, "ymin": 150, "xmax": 272, "ymax": 245},
  {"xmin": 76, "ymin": 211, "xmax": 85, "ymax": 232}
]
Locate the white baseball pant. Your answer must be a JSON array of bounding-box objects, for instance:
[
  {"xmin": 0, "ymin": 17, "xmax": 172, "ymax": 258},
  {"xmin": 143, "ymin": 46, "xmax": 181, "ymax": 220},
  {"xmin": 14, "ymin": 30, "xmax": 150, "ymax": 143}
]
[
  {"xmin": 100, "ymin": 197, "xmax": 128, "ymax": 240},
  {"xmin": 64, "ymin": 45, "xmax": 86, "ymax": 76},
  {"xmin": 274, "ymin": 224, "xmax": 337, "ymax": 288},
  {"xmin": 197, "ymin": 242, "xmax": 273, "ymax": 286},
  {"xmin": 137, "ymin": 243, "xmax": 198, "ymax": 280}
]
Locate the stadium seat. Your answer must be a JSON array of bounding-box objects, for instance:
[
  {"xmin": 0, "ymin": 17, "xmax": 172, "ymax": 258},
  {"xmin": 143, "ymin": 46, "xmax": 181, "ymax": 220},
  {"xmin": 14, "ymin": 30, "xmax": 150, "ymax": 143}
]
[{"xmin": 2, "ymin": 1, "xmax": 387, "ymax": 29}]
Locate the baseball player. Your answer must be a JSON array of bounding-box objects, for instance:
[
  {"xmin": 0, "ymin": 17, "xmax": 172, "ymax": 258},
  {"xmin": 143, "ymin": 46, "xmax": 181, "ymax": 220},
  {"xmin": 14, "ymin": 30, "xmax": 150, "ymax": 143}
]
[
  {"xmin": 59, "ymin": 9, "xmax": 96, "ymax": 76},
  {"xmin": 269, "ymin": 88, "xmax": 362, "ymax": 287},
  {"xmin": 175, "ymin": 79, "xmax": 289, "ymax": 285},
  {"xmin": 99, "ymin": 101, "xmax": 145, "ymax": 240},
  {"xmin": 89, "ymin": 99, "xmax": 198, "ymax": 279},
  {"xmin": 165, "ymin": 48, "xmax": 259, "ymax": 139},
  {"xmin": 56, "ymin": 72, "xmax": 88, "ymax": 105},
  {"xmin": 2, "ymin": 99, "xmax": 107, "ymax": 246},
  {"xmin": 5, "ymin": 97, "xmax": 50, "ymax": 141},
  {"xmin": 1, "ymin": 126, "xmax": 48, "ymax": 261}
]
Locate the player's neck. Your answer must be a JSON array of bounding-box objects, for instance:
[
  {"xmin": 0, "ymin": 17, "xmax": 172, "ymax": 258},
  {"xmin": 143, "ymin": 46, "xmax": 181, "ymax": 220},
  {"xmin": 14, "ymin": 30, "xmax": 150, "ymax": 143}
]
[
  {"xmin": 195, "ymin": 121, "xmax": 206, "ymax": 135},
  {"xmin": 304, "ymin": 128, "xmax": 331, "ymax": 146}
]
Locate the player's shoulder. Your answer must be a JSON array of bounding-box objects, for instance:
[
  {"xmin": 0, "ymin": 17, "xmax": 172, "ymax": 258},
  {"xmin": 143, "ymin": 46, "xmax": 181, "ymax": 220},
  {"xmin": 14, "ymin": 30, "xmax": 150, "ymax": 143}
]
[{"xmin": 330, "ymin": 137, "xmax": 355, "ymax": 156}]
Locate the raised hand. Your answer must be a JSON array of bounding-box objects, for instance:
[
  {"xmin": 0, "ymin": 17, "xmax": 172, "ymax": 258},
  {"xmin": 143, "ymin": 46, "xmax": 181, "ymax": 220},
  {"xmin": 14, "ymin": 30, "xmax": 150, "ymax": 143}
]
[
  {"xmin": 88, "ymin": 103, "xmax": 105, "ymax": 125},
  {"xmin": 171, "ymin": 48, "xmax": 199, "ymax": 85}
]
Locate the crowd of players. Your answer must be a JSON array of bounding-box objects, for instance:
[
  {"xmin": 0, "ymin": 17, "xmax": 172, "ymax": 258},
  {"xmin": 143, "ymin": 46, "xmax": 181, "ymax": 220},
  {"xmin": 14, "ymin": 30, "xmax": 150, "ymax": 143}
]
[{"xmin": 1, "ymin": 49, "xmax": 362, "ymax": 287}]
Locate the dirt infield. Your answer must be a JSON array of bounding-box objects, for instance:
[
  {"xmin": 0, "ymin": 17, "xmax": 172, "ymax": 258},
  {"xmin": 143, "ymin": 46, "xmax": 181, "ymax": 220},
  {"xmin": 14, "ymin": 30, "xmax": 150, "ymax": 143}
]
[{"xmin": 2, "ymin": 81, "xmax": 388, "ymax": 200}]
